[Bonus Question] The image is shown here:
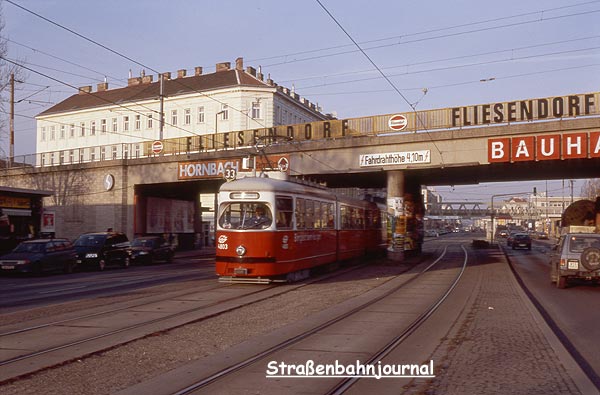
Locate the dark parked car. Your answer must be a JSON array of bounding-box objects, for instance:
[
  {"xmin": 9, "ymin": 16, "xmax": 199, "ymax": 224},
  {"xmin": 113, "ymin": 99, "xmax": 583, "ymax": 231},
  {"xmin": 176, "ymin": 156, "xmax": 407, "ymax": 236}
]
[
  {"xmin": 129, "ymin": 236, "xmax": 174, "ymax": 265},
  {"xmin": 0, "ymin": 238, "xmax": 77, "ymax": 275},
  {"xmin": 73, "ymin": 232, "xmax": 130, "ymax": 271},
  {"xmin": 512, "ymin": 233, "xmax": 532, "ymax": 250}
]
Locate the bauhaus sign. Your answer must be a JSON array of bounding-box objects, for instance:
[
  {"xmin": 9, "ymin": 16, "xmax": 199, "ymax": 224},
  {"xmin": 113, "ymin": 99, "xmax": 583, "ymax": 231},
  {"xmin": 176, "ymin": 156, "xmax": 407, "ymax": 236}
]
[{"xmin": 488, "ymin": 131, "xmax": 600, "ymax": 162}]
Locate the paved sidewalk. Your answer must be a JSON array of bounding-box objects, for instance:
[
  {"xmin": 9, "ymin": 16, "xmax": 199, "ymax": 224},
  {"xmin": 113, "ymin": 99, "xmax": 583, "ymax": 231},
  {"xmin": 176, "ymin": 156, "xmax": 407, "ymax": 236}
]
[{"xmin": 415, "ymin": 246, "xmax": 598, "ymax": 395}]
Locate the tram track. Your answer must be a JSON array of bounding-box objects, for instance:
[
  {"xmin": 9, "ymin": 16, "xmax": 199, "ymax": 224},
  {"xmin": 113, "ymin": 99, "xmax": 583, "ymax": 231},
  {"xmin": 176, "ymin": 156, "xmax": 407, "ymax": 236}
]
[
  {"xmin": 152, "ymin": 243, "xmax": 467, "ymax": 395},
  {"xmin": 0, "ymin": 259, "xmax": 382, "ymax": 384}
]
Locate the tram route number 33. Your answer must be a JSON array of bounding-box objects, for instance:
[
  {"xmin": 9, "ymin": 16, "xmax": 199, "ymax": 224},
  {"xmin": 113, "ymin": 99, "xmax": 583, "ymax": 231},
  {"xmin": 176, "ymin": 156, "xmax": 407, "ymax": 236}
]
[{"xmin": 224, "ymin": 168, "xmax": 237, "ymax": 181}]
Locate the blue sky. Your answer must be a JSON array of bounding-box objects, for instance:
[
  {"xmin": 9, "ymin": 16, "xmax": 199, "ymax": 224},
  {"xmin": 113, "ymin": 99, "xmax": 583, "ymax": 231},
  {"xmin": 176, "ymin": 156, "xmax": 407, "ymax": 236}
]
[{"xmin": 3, "ymin": 0, "xmax": 598, "ymax": 199}]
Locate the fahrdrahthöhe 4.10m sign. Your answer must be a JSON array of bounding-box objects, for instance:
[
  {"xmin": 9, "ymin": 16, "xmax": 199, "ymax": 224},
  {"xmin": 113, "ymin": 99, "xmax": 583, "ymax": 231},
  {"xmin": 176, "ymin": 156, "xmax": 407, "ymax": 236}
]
[
  {"xmin": 488, "ymin": 131, "xmax": 600, "ymax": 162},
  {"xmin": 360, "ymin": 150, "xmax": 431, "ymax": 167}
]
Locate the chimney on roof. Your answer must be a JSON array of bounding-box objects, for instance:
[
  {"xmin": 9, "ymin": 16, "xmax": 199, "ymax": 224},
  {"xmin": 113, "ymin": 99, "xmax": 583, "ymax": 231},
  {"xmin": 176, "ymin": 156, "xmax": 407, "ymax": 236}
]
[
  {"xmin": 246, "ymin": 66, "xmax": 256, "ymax": 77},
  {"xmin": 177, "ymin": 69, "xmax": 187, "ymax": 78},
  {"xmin": 235, "ymin": 57, "xmax": 243, "ymax": 70},
  {"xmin": 194, "ymin": 66, "xmax": 203, "ymax": 76},
  {"xmin": 79, "ymin": 86, "xmax": 92, "ymax": 95},
  {"xmin": 161, "ymin": 72, "xmax": 171, "ymax": 80},
  {"xmin": 216, "ymin": 62, "xmax": 231, "ymax": 72},
  {"xmin": 97, "ymin": 82, "xmax": 108, "ymax": 92},
  {"xmin": 128, "ymin": 77, "xmax": 142, "ymax": 86},
  {"xmin": 141, "ymin": 75, "xmax": 153, "ymax": 84}
]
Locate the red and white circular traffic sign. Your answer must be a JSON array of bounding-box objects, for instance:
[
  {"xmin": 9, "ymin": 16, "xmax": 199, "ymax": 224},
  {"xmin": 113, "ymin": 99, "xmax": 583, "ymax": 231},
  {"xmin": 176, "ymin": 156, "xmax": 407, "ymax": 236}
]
[
  {"xmin": 152, "ymin": 140, "xmax": 163, "ymax": 154},
  {"xmin": 388, "ymin": 114, "xmax": 408, "ymax": 131}
]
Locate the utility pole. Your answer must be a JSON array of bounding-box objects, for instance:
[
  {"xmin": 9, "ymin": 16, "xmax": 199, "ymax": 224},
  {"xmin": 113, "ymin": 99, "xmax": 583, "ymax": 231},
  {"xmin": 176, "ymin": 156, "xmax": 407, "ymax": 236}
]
[
  {"xmin": 159, "ymin": 73, "xmax": 164, "ymax": 141},
  {"xmin": 9, "ymin": 73, "xmax": 15, "ymax": 166}
]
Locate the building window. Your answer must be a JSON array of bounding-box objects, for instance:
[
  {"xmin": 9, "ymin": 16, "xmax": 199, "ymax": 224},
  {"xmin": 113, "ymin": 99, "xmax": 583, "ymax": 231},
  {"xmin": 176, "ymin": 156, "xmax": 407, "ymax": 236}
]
[
  {"xmin": 134, "ymin": 144, "xmax": 140, "ymax": 158},
  {"xmin": 147, "ymin": 114, "xmax": 153, "ymax": 129},
  {"xmin": 112, "ymin": 146, "xmax": 118, "ymax": 160},
  {"xmin": 197, "ymin": 106, "xmax": 205, "ymax": 123},
  {"xmin": 80, "ymin": 122, "xmax": 85, "ymax": 137},
  {"xmin": 50, "ymin": 152, "xmax": 55, "ymax": 165},
  {"xmin": 41, "ymin": 127, "xmax": 46, "ymax": 141},
  {"xmin": 90, "ymin": 148, "xmax": 96, "ymax": 161},
  {"xmin": 50, "ymin": 126, "xmax": 56, "ymax": 140},
  {"xmin": 101, "ymin": 119, "xmax": 107, "ymax": 133},
  {"xmin": 70, "ymin": 124, "xmax": 75, "ymax": 138},
  {"xmin": 79, "ymin": 149, "xmax": 85, "ymax": 163},
  {"xmin": 251, "ymin": 102, "xmax": 261, "ymax": 119},
  {"xmin": 184, "ymin": 108, "xmax": 191, "ymax": 125},
  {"xmin": 123, "ymin": 144, "xmax": 129, "ymax": 159},
  {"xmin": 221, "ymin": 105, "xmax": 228, "ymax": 120},
  {"xmin": 112, "ymin": 118, "xmax": 118, "ymax": 132},
  {"xmin": 91, "ymin": 121, "xmax": 96, "ymax": 136},
  {"xmin": 171, "ymin": 110, "xmax": 178, "ymax": 125},
  {"xmin": 135, "ymin": 115, "xmax": 141, "ymax": 130},
  {"xmin": 69, "ymin": 150, "xmax": 74, "ymax": 163},
  {"xmin": 123, "ymin": 116, "xmax": 129, "ymax": 132},
  {"xmin": 60, "ymin": 125, "xmax": 65, "ymax": 139},
  {"xmin": 101, "ymin": 147, "xmax": 106, "ymax": 160}
]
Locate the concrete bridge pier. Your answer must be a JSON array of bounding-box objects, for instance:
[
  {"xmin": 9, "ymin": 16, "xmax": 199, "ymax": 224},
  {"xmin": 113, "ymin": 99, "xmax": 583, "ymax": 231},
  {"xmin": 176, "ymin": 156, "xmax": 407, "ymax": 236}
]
[{"xmin": 386, "ymin": 170, "xmax": 424, "ymax": 262}]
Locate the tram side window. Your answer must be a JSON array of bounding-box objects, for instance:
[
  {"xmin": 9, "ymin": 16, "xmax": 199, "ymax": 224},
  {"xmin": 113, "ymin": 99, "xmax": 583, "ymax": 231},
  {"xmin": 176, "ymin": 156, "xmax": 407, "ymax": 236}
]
[
  {"xmin": 275, "ymin": 196, "xmax": 293, "ymax": 229},
  {"xmin": 305, "ymin": 200, "xmax": 315, "ymax": 229},
  {"xmin": 323, "ymin": 202, "xmax": 335, "ymax": 229},
  {"xmin": 296, "ymin": 198, "xmax": 306, "ymax": 229},
  {"xmin": 313, "ymin": 201, "xmax": 322, "ymax": 229},
  {"xmin": 354, "ymin": 208, "xmax": 365, "ymax": 229},
  {"xmin": 341, "ymin": 205, "xmax": 351, "ymax": 229}
]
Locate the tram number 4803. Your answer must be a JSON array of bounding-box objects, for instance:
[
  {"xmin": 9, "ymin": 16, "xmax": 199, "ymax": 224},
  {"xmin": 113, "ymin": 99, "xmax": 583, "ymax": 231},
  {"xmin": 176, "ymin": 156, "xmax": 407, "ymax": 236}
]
[{"xmin": 224, "ymin": 168, "xmax": 237, "ymax": 181}]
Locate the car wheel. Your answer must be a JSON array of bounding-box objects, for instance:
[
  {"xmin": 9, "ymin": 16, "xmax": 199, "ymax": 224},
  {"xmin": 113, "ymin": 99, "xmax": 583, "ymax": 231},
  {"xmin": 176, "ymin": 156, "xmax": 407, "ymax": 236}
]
[
  {"xmin": 98, "ymin": 259, "xmax": 106, "ymax": 271},
  {"xmin": 527, "ymin": 245, "xmax": 531, "ymax": 250},
  {"xmin": 64, "ymin": 261, "xmax": 75, "ymax": 274},
  {"xmin": 122, "ymin": 257, "xmax": 130, "ymax": 268},
  {"xmin": 556, "ymin": 276, "xmax": 567, "ymax": 289},
  {"xmin": 33, "ymin": 262, "xmax": 43, "ymax": 276}
]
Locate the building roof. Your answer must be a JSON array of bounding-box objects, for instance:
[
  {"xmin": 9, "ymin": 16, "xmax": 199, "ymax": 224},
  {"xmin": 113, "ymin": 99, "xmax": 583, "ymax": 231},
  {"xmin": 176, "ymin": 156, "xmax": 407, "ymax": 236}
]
[{"xmin": 37, "ymin": 68, "xmax": 270, "ymax": 117}]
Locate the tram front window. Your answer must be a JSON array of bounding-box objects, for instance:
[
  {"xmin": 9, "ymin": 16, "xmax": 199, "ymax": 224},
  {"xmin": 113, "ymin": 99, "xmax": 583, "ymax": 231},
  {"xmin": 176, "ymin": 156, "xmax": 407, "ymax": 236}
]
[{"xmin": 219, "ymin": 203, "xmax": 273, "ymax": 229}]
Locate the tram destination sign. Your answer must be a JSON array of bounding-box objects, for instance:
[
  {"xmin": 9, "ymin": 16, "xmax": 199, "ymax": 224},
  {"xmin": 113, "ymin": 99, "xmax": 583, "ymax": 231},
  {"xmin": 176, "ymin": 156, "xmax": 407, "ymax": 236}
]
[{"xmin": 359, "ymin": 150, "xmax": 431, "ymax": 167}]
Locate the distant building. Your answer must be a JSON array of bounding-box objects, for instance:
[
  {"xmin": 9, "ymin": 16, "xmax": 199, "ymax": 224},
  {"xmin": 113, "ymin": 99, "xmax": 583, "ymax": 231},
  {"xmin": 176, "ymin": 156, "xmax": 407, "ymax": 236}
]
[{"xmin": 35, "ymin": 57, "xmax": 333, "ymax": 165}]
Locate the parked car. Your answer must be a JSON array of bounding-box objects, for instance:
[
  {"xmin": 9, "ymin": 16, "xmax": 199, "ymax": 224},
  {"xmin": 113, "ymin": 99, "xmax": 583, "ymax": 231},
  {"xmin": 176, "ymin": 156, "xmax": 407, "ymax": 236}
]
[
  {"xmin": 0, "ymin": 238, "xmax": 77, "ymax": 275},
  {"xmin": 550, "ymin": 230, "xmax": 600, "ymax": 289},
  {"xmin": 73, "ymin": 232, "xmax": 130, "ymax": 271},
  {"xmin": 129, "ymin": 236, "xmax": 174, "ymax": 265},
  {"xmin": 511, "ymin": 233, "xmax": 532, "ymax": 250}
]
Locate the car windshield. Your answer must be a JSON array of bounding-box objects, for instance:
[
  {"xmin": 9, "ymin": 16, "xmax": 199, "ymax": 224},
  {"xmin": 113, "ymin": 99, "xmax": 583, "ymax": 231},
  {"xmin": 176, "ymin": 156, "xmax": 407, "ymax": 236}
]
[
  {"xmin": 218, "ymin": 202, "xmax": 273, "ymax": 230},
  {"xmin": 14, "ymin": 242, "xmax": 45, "ymax": 253},
  {"xmin": 132, "ymin": 238, "xmax": 158, "ymax": 247},
  {"xmin": 515, "ymin": 234, "xmax": 529, "ymax": 240},
  {"xmin": 568, "ymin": 235, "xmax": 600, "ymax": 253},
  {"xmin": 74, "ymin": 235, "xmax": 106, "ymax": 247}
]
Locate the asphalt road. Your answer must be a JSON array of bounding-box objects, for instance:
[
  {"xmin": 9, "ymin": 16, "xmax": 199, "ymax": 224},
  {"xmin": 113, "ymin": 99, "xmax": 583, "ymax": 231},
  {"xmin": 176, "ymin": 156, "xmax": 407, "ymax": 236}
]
[
  {"xmin": 0, "ymin": 254, "xmax": 216, "ymax": 312},
  {"xmin": 504, "ymin": 237, "xmax": 600, "ymax": 388}
]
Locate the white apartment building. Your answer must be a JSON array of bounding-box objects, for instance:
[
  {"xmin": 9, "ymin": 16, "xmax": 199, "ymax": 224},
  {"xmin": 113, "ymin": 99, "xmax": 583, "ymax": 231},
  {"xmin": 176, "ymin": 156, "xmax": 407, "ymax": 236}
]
[{"xmin": 35, "ymin": 58, "xmax": 332, "ymax": 165}]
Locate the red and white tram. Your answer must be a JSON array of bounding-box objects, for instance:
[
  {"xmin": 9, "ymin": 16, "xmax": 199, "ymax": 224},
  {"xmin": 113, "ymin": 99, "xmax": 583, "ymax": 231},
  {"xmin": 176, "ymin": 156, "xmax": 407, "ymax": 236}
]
[{"xmin": 215, "ymin": 176, "xmax": 386, "ymax": 283}]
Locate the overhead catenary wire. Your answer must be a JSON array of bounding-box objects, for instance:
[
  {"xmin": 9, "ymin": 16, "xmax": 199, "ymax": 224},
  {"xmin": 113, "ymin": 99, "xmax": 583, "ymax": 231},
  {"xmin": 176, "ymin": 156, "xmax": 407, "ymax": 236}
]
[{"xmin": 314, "ymin": 0, "xmax": 446, "ymax": 165}]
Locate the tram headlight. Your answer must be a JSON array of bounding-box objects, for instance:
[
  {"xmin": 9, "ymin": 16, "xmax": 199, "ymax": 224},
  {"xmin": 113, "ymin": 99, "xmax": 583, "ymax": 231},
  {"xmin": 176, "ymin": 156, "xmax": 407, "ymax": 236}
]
[{"xmin": 235, "ymin": 245, "xmax": 246, "ymax": 256}]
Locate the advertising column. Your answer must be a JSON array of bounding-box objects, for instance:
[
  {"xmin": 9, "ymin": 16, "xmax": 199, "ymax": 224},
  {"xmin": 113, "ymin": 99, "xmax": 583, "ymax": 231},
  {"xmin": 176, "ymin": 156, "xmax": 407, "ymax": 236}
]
[{"xmin": 387, "ymin": 170, "xmax": 405, "ymax": 261}]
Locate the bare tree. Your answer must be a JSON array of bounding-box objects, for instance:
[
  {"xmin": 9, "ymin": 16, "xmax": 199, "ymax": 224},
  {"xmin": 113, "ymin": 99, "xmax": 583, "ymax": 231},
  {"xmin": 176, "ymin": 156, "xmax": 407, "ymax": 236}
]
[{"xmin": 581, "ymin": 179, "xmax": 600, "ymax": 200}]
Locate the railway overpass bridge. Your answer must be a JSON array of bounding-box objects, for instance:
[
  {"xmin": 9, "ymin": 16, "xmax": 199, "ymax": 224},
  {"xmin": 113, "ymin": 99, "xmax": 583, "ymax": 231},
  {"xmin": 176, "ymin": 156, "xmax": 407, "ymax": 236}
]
[{"xmin": 1, "ymin": 91, "xmax": 599, "ymax": 254}]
